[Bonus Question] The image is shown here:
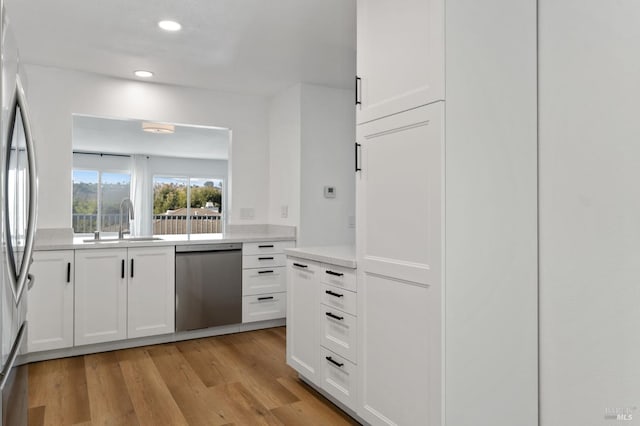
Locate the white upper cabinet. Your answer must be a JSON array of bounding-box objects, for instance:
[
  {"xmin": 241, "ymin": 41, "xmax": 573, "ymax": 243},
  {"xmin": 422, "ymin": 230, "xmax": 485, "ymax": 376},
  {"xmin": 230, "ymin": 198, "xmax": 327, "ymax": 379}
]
[{"xmin": 356, "ymin": 0, "xmax": 444, "ymax": 124}]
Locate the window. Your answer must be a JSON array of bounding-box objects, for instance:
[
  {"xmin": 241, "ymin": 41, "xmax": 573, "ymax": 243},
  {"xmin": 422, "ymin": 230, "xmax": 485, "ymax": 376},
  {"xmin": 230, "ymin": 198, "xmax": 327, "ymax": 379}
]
[
  {"xmin": 153, "ymin": 176, "xmax": 223, "ymax": 235},
  {"xmin": 72, "ymin": 169, "xmax": 131, "ymax": 234}
]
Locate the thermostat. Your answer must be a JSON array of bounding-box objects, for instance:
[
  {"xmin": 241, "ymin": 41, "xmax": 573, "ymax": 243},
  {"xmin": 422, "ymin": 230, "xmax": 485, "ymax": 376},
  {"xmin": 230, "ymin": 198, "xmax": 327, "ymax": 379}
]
[{"xmin": 324, "ymin": 186, "xmax": 336, "ymax": 198}]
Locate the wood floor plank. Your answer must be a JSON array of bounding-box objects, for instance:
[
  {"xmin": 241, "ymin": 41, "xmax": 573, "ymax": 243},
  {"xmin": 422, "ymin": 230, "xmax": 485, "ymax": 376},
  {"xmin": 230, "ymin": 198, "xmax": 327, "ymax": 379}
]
[
  {"xmin": 174, "ymin": 338, "xmax": 228, "ymax": 387},
  {"xmin": 28, "ymin": 357, "xmax": 91, "ymax": 425},
  {"xmin": 116, "ymin": 347, "xmax": 189, "ymax": 426},
  {"xmin": 27, "ymin": 405, "xmax": 45, "ymax": 426},
  {"xmin": 209, "ymin": 382, "xmax": 284, "ymax": 426},
  {"xmin": 84, "ymin": 352, "xmax": 139, "ymax": 426}
]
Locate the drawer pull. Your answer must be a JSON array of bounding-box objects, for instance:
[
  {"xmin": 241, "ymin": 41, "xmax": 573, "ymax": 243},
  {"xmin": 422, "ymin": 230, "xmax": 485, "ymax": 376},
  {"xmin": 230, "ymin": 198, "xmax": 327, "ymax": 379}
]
[
  {"xmin": 293, "ymin": 263, "xmax": 308, "ymax": 268},
  {"xmin": 325, "ymin": 290, "xmax": 344, "ymax": 298},
  {"xmin": 326, "ymin": 356, "xmax": 344, "ymax": 368},
  {"xmin": 258, "ymin": 296, "xmax": 274, "ymax": 301},
  {"xmin": 258, "ymin": 256, "xmax": 274, "ymax": 260},
  {"xmin": 325, "ymin": 270, "xmax": 344, "ymax": 277},
  {"xmin": 258, "ymin": 244, "xmax": 274, "ymax": 248},
  {"xmin": 258, "ymin": 270, "xmax": 274, "ymax": 274},
  {"xmin": 326, "ymin": 312, "xmax": 344, "ymax": 321}
]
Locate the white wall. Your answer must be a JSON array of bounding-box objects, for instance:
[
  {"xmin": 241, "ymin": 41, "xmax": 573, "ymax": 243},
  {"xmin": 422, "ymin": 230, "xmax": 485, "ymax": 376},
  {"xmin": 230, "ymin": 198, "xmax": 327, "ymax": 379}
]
[
  {"xmin": 24, "ymin": 64, "xmax": 270, "ymax": 229},
  {"xmin": 539, "ymin": 1, "xmax": 640, "ymax": 424},
  {"xmin": 267, "ymin": 85, "xmax": 301, "ymax": 227},
  {"xmin": 267, "ymin": 83, "xmax": 355, "ymax": 246},
  {"xmin": 445, "ymin": 1, "xmax": 538, "ymax": 425},
  {"xmin": 299, "ymin": 84, "xmax": 355, "ymax": 246}
]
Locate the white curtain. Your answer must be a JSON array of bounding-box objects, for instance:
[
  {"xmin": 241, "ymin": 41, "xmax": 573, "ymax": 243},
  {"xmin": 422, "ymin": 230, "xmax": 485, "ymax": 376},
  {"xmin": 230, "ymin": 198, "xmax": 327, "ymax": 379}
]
[{"xmin": 130, "ymin": 155, "xmax": 152, "ymax": 236}]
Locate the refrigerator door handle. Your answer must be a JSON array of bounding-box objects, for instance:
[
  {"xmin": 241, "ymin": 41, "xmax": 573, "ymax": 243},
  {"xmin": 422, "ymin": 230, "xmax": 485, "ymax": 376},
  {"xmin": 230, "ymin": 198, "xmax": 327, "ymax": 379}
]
[
  {"xmin": 10, "ymin": 74, "xmax": 38, "ymax": 306},
  {"xmin": 0, "ymin": 323, "xmax": 26, "ymax": 390}
]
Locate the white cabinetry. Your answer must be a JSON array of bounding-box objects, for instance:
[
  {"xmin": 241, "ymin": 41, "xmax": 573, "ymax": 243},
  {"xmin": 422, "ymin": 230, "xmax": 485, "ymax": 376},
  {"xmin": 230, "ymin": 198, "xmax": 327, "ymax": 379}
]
[
  {"xmin": 74, "ymin": 248, "xmax": 128, "ymax": 346},
  {"xmin": 356, "ymin": 0, "xmax": 444, "ymax": 124},
  {"xmin": 127, "ymin": 246, "xmax": 175, "ymax": 339},
  {"xmin": 75, "ymin": 246, "xmax": 176, "ymax": 346},
  {"xmin": 242, "ymin": 241, "xmax": 293, "ymax": 323},
  {"xmin": 27, "ymin": 250, "xmax": 74, "ymax": 352},
  {"xmin": 355, "ymin": 0, "xmax": 538, "ymax": 424},
  {"xmin": 286, "ymin": 258, "xmax": 320, "ymax": 383}
]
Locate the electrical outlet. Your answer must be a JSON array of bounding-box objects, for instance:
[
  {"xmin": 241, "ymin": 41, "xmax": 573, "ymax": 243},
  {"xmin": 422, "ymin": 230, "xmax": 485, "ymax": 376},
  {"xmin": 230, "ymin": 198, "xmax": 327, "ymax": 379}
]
[
  {"xmin": 348, "ymin": 215, "xmax": 356, "ymax": 228},
  {"xmin": 281, "ymin": 205, "xmax": 288, "ymax": 218}
]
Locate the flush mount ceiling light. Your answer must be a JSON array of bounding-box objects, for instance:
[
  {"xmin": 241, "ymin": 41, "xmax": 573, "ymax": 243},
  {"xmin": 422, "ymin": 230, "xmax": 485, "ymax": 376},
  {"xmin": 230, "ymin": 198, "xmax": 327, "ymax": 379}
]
[
  {"xmin": 142, "ymin": 122, "xmax": 175, "ymax": 134},
  {"xmin": 158, "ymin": 20, "xmax": 182, "ymax": 31},
  {"xmin": 134, "ymin": 70, "xmax": 154, "ymax": 78}
]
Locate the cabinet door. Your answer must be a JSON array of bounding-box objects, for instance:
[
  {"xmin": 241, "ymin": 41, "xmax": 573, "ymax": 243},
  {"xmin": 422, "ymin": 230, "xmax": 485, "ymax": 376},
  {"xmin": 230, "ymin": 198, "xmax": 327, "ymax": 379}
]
[
  {"xmin": 27, "ymin": 250, "xmax": 74, "ymax": 352},
  {"xmin": 356, "ymin": 104, "xmax": 442, "ymax": 425},
  {"xmin": 286, "ymin": 258, "xmax": 320, "ymax": 384},
  {"xmin": 75, "ymin": 248, "xmax": 127, "ymax": 346},
  {"xmin": 128, "ymin": 246, "xmax": 175, "ymax": 339},
  {"xmin": 356, "ymin": 0, "xmax": 444, "ymax": 124}
]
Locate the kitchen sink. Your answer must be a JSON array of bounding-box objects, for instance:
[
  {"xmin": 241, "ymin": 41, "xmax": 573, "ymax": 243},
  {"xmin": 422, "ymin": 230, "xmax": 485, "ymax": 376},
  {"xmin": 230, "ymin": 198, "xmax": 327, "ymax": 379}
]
[{"xmin": 82, "ymin": 236, "xmax": 163, "ymax": 243}]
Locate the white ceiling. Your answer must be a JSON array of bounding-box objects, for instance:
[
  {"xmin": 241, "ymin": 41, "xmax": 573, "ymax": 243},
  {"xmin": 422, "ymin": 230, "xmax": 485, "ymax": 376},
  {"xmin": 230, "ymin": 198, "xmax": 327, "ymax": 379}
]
[
  {"xmin": 5, "ymin": 0, "xmax": 356, "ymax": 96},
  {"xmin": 73, "ymin": 115, "xmax": 230, "ymax": 160}
]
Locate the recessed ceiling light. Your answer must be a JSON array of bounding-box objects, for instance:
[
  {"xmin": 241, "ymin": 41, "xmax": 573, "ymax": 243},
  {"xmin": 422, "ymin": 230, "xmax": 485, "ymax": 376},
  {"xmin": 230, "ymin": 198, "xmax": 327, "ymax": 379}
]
[
  {"xmin": 158, "ymin": 20, "xmax": 182, "ymax": 31},
  {"xmin": 134, "ymin": 70, "xmax": 154, "ymax": 78},
  {"xmin": 142, "ymin": 122, "xmax": 175, "ymax": 134}
]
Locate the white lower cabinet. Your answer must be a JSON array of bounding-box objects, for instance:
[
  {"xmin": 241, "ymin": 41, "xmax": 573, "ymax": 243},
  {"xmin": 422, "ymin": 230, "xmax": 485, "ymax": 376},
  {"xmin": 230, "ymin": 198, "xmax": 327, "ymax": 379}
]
[
  {"xmin": 75, "ymin": 246, "xmax": 176, "ymax": 346},
  {"xmin": 242, "ymin": 292, "xmax": 286, "ymax": 323},
  {"xmin": 75, "ymin": 248, "xmax": 128, "ymax": 346},
  {"xmin": 287, "ymin": 255, "xmax": 358, "ymax": 410},
  {"xmin": 27, "ymin": 250, "xmax": 74, "ymax": 352},
  {"xmin": 127, "ymin": 246, "xmax": 175, "ymax": 339},
  {"xmin": 286, "ymin": 258, "xmax": 321, "ymax": 383}
]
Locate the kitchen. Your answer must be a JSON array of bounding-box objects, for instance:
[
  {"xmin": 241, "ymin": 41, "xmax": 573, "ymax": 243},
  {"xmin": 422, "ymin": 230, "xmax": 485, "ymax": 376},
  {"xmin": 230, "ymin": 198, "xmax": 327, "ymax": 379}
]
[{"xmin": 0, "ymin": 1, "xmax": 637, "ymax": 426}]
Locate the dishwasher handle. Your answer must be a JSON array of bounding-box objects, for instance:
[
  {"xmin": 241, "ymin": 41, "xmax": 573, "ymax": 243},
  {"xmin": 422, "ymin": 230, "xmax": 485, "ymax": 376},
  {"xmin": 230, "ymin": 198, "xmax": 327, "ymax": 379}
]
[{"xmin": 176, "ymin": 243, "xmax": 242, "ymax": 253}]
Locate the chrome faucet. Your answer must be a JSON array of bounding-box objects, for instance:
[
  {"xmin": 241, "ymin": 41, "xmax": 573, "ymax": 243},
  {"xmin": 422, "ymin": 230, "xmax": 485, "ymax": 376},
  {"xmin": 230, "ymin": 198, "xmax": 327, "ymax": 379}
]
[{"xmin": 119, "ymin": 198, "xmax": 135, "ymax": 239}]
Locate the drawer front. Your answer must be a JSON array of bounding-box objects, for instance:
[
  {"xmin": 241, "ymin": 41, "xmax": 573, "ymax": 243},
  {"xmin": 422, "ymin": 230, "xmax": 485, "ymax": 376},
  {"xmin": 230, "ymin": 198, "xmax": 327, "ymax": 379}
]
[
  {"xmin": 320, "ymin": 347, "xmax": 357, "ymax": 410},
  {"xmin": 243, "ymin": 241, "xmax": 295, "ymax": 255},
  {"xmin": 243, "ymin": 267, "xmax": 286, "ymax": 296},
  {"xmin": 319, "ymin": 264, "xmax": 356, "ymax": 292},
  {"xmin": 242, "ymin": 292, "xmax": 286, "ymax": 323},
  {"xmin": 320, "ymin": 306, "xmax": 357, "ymax": 363},
  {"xmin": 243, "ymin": 254, "xmax": 287, "ymax": 269},
  {"xmin": 320, "ymin": 283, "xmax": 357, "ymax": 316}
]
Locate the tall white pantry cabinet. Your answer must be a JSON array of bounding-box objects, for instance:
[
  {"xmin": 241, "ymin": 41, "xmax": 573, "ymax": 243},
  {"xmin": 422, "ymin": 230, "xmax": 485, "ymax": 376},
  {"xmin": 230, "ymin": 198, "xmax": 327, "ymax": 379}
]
[{"xmin": 355, "ymin": 1, "xmax": 537, "ymax": 425}]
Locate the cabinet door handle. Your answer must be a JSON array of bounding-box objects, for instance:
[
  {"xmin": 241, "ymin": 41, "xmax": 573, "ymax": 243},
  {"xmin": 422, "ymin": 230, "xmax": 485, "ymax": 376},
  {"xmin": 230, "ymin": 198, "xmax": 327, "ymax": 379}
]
[
  {"xmin": 293, "ymin": 263, "xmax": 308, "ymax": 268},
  {"xmin": 258, "ymin": 257, "xmax": 274, "ymax": 261},
  {"xmin": 326, "ymin": 356, "xmax": 344, "ymax": 368},
  {"xmin": 325, "ymin": 290, "xmax": 344, "ymax": 298},
  {"xmin": 355, "ymin": 143, "xmax": 362, "ymax": 172},
  {"xmin": 258, "ymin": 244, "xmax": 274, "ymax": 248},
  {"xmin": 326, "ymin": 312, "xmax": 344, "ymax": 321},
  {"xmin": 258, "ymin": 296, "xmax": 274, "ymax": 301},
  {"xmin": 325, "ymin": 270, "xmax": 344, "ymax": 277},
  {"xmin": 258, "ymin": 270, "xmax": 274, "ymax": 274},
  {"xmin": 130, "ymin": 259, "xmax": 134, "ymax": 278},
  {"xmin": 355, "ymin": 76, "xmax": 362, "ymax": 105},
  {"xmin": 66, "ymin": 262, "xmax": 71, "ymax": 283},
  {"xmin": 121, "ymin": 259, "xmax": 125, "ymax": 278}
]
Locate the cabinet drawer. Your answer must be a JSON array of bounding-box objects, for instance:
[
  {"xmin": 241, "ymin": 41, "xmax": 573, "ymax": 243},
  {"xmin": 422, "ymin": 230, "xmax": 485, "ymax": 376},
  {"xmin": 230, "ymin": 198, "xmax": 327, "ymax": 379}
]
[
  {"xmin": 320, "ymin": 283, "xmax": 357, "ymax": 316},
  {"xmin": 320, "ymin": 306, "xmax": 357, "ymax": 363},
  {"xmin": 243, "ymin": 254, "xmax": 286, "ymax": 269},
  {"xmin": 242, "ymin": 292, "xmax": 286, "ymax": 323},
  {"xmin": 319, "ymin": 264, "xmax": 356, "ymax": 292},
  {"xmin": 243, "ymin": 241, "xmax": 295, "ymax": 255},
  {"xmin": 243, "ymin": 267, "xmax": 286, "ymax": 296},
  {"xmin": 320, "ymin": 347, "xmax": 357, "ymax": 410}
]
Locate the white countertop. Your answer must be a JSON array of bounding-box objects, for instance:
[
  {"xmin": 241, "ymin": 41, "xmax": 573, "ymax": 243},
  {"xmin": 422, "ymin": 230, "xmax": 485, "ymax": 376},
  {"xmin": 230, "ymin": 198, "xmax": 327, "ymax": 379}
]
[
  {"xmin": 35, "ymin": 231, "xmax": 296, "ymax": 251},
  {"xmin": 285, "ymin": 245, "xmax": 356, "ymax": 269}
]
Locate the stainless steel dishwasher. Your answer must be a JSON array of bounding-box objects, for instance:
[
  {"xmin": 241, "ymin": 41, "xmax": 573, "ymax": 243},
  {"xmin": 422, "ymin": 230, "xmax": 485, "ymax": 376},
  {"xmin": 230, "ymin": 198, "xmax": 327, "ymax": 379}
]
[{"xmin": 175, "ymin": 243, "xmax": 242, "ymax": 331}]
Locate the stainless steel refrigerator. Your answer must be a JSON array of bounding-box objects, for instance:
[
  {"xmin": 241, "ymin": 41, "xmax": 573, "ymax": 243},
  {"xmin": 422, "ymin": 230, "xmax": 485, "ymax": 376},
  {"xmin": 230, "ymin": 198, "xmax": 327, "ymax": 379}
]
[{"xmin": 0, "ymin": 3, "xmax": 37, "ymax": 425}]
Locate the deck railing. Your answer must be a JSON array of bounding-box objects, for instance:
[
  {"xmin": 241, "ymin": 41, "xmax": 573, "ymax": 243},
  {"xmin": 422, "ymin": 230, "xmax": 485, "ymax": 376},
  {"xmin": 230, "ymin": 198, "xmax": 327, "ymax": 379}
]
[{"xmin": 72, "ymin": 214, "xmax": 222, "ymax": 235}]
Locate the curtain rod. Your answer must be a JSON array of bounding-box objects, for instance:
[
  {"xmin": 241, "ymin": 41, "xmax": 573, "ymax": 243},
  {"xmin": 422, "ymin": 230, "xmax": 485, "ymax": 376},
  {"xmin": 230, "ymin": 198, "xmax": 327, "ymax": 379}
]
[{"xmin": 73, "ymin": 151, "xmax": 131, "ymax": 158}]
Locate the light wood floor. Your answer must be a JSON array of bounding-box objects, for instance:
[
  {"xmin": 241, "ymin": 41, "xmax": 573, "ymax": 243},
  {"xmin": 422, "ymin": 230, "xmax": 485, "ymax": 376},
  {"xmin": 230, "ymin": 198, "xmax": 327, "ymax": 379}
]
[{"xmin": 27, "ymin": 327, "xmax": 360, "ymax": 426}]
